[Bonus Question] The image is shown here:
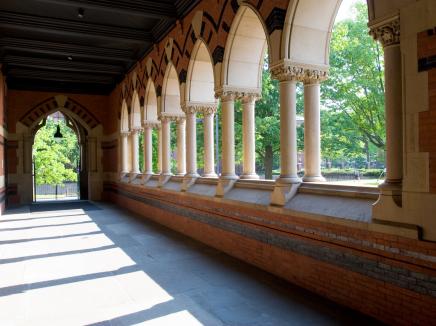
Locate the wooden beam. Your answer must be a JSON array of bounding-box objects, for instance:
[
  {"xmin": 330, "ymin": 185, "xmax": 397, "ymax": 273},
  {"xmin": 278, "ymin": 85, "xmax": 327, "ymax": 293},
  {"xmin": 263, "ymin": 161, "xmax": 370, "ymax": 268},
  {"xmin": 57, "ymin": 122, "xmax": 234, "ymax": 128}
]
[{"xmin": 0, "ymin": 10, "xmax": 152, "ymax": 43}]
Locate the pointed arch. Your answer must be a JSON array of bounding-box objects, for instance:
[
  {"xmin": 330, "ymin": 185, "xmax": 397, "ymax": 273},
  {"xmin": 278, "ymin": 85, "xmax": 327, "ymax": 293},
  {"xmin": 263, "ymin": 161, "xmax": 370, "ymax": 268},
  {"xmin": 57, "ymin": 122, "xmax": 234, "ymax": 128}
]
[
  {"xmin": 162, "ymin": 62, "xmax": 183, "ymax": 116},
  {"xmin": 120, "ymin": 99, "xmax": 129, "ymax": 132},
  {"xmin": 221, "ymin": 5, "xmax": 270, "ymax": 90},
  {"xmin": 144, "ymin": 79, "xmax": 159, "ymax": 122},
  {"xmin": 282, "ymin": 0, "xmax": 342, "ymax": 66},
  {"xmin": 186, "ymin": 39, "xmax": 216, "ymax": 104},
  {"xmin": 131, "ymin": 91, "xmax": 141, "ymax": 129}
]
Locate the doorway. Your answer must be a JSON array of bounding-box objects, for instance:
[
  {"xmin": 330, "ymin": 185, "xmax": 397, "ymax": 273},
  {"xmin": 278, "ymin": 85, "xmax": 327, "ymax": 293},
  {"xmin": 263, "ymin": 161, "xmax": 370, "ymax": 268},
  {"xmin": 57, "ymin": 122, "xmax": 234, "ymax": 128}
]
[{"xmin": 32, "ymin": 111, "xmax": 80, "ymax": 201}]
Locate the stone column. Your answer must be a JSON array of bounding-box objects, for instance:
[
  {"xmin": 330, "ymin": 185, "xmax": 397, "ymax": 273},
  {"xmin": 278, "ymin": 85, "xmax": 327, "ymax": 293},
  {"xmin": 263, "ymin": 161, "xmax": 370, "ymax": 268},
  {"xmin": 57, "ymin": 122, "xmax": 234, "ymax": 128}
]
[
  {"xmin": 270, "ymin": 65, "xmax": 303, "ymax": 205},
  {"xmin": 302, "ymin": 72, "xmax": 326, "ymax": 182},
  {"xmin": 184, "ymin": 107, "xmax": 199, "ymax": 178},
  {"xmin": 120, "ymin": 131, "xmax": 129, "ymax": 174},
  {"xmin": 160, "ymin": 117, "xmax": 172, "ymax": 176},
  {"xmin": 143, "ymin": 124, "xmax": 153, "ymax": 175},
  {"xmin": 203, "ymin": 106, "xmax": 218, "ymax": 178},
  {"xmin": 131, "ymin": 128, "xmax": 141, "ymax": 174},
  {"xmin": 370, "ymin": 15, "xmax": 403, "ymax": 220},
  {"xmin": 216, "ymin": 92, "xmax": 238, "ymax": 196},
  {"xmin": 176, "ymin": 117, "xmax": 186, "ymax": 176},
  {"xmin": 241, "ymin": 95, "xmax": 259, "ymax": 179},
  {"xmin": 157, "ymin": 126, "xmax": 162, "ymax": 174}
]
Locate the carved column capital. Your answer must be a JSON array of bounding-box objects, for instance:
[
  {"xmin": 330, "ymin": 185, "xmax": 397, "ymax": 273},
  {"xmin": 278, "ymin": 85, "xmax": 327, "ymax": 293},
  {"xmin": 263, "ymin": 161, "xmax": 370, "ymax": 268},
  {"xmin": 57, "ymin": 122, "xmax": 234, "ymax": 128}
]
[
  {"xmin": 131, "ymin": 127, "xmax": 143, "ymax": 134},
  {"xmin": 142, "ymin": 121, "xmax": 161, "ymax": 129},
  {"xmin": 270, "ymin": 62, "xmax": 304, "ymax": 82},
  {"xmin": 303, "ymin": 68, "xmax": 328, "ymax": 85},
  {"xmin": 369, "ymin": 15, "xmax": 400, "ymax": 48},
  {"xmin": 159, "ymin": 113, "xmax": 185, "ymax": 123},
  {"xmin": 215, "ymin": 86, "xmax": 261, "ymax": 101},
  {"xmin": 120, "ymin": 131, "xmax": 130, "ymax": 137},
  {"xmin": 182, "ymin": 102, "xmax": 218, "ymax": 115}
]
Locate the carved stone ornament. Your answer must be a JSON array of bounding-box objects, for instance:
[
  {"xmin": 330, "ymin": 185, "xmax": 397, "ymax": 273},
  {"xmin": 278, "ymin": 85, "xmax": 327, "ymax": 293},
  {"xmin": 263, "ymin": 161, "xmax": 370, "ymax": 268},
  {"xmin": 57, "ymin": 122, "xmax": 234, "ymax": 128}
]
[
  {"xmin": 142, "ymin": 120, "xmax": 161, "ymax": 129},
  {"xmin": 270, "ymin": 60, "xmax": 328, "ymax": 84},
  {"xmin": 159, "ymin": 112, "xmax": 185, "ymax": 123},
  {"xmin": 120, "ymin": 130, "xmax": 130, "ymax": 136},
  {"xmin": 182, "ymin": 102, "xmax": 218, "ymax": 115},
  {"xmin": 369, "ymin": 15, "xmax": 400, "ymax": 48},
  {"xmin": 215, "ymin": 86, "xmax": 261, "ymax": 101}
]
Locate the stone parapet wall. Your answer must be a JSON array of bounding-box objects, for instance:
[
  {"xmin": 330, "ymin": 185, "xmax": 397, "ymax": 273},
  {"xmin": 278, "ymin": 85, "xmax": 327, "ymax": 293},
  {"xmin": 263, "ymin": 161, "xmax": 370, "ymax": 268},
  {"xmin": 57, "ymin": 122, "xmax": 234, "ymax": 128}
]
[{"xmin": 103, "ymin": 181, "xmax": 436, "ymax": 325}]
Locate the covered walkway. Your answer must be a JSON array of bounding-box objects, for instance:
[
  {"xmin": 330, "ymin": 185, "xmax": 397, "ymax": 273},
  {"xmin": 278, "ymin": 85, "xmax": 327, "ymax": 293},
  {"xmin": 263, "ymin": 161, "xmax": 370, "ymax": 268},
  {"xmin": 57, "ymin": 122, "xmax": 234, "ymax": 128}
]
[{"xmin": 0, "ymin": 201, "xmax": 376, "ymax": 325}]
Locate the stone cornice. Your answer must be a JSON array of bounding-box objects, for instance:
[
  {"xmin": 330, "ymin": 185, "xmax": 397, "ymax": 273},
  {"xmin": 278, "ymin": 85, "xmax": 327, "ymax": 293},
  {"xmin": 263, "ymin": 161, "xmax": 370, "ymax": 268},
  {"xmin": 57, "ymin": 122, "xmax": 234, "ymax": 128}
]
[
  {"xmin": 215, "ymin": 86, "xmax": 261, "ymax": 100},
  {"xmin": 368, "ymin": 14, "xmax": 400, "ymax": 48},
  {"xmin": 182, "ymin": 102, "xmax": 218, "ymax": 115},
  {"xmin": 270, "ymin": 60, "xmax": 328, "ymax": 83}
]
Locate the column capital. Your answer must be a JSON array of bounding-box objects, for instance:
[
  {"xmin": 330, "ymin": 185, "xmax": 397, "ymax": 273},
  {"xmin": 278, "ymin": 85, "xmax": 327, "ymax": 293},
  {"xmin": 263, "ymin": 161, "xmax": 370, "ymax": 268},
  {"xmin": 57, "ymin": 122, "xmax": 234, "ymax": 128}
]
[
  {"xmin": 159, "ymin": 113, "xmax": 185, "ymax": 123},
  {"xmin": 270, "ymin": 60, "xmax": 328, "ymax": 84},
  {"xmin": 131, "ymin": 127, "xmax": 143, "ymax": 134},
  {"xmin": 302, "ymin": 68, "xmax": 328, "ymax": 85},
  {"xmin": 368, "ymin": 14, "xmax": 400, "ymax": 48},
  {"xmin": 142, "ymin": 120, "xmax": 160, "ymax": 129},
  {"xmin": 215, "ymin": 86, "xmax": 261, "ymax": 101},
  {"xmin": 120, "ymin": 130, "xmax": 130, "ymax": 137},
  {"xmin": 181, "ymin": 102, "xmax": 218, "ymax": 115}
]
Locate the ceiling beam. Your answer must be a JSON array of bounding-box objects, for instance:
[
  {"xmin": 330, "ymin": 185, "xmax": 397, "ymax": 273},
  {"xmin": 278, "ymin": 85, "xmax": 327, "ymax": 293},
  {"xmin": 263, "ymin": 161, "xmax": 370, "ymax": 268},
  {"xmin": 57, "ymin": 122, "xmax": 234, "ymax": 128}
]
[
  {"xmin": 37, "ymin": 0, "xmax": 178, "ymax": 19},
  {"xmin": 0, "ymin": 11, "xmax": 152, "ymax": 43},
  {"xmin": 7, "ymin": 67, "xmax": 116, "ymax": 84},
  {"xmin": 0, "ymin": 37, "xmax": 135, "ymax": 63},
  {"xmin": 4, "ymin": 55, "xmax": 125, "ymax": 75}
]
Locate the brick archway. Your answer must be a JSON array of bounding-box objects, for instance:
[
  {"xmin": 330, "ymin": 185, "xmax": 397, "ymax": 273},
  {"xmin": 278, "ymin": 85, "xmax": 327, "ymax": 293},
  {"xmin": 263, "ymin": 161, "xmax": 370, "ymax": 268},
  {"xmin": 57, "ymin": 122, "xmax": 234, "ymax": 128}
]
[{"xmin": 19, "ymin": 95, "xmax": 100, "ymax": 129}]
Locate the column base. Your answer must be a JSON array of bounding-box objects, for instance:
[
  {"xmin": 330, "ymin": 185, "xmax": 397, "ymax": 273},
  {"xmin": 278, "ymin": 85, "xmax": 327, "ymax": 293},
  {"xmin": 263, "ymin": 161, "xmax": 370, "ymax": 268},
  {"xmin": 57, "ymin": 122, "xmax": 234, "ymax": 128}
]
[
  {"xmin": 216, "ymin": 175, "xmax": 239, "ymax": 197},
  {"xmin": 302, "ymin": 175, "xmax": 326, "ymax": 182},
  {"xmin": 158, "ymin": 174, "xmax": 172, "ymax": 187},
  {"xmin": 142, "ymin": 173, "xmax": 153, "ymax": 185},
  {"xmin": 181, "ymin": 175, "xmax": 199, "ymax": 192},
  {"xmin": 240, "ymin": 173, "xmax": 260, "ymax": 180},
  {"xmin": 203, "ymin": 172, "xmax": 218, "ymax": 178},
  {"xmin": 129, "ymin": 173, "xmax": 139, "ymax": 183},
  {"xmin": 270, "ymin": 177, "xmax": 301, "ymax": 206},
  {"xmin": 372, "ymin": 181, "xmax": 403, "ymax": 223},
  {"xmin": 176, "ymin": 172, "xmax": 186, "ymax": 177}
]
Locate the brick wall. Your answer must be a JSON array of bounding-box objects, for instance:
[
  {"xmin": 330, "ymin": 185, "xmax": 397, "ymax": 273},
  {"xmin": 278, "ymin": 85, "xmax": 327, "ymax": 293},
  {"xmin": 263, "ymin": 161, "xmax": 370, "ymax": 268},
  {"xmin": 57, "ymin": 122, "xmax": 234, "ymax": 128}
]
[
  {"xmin": 418, "ymin": 28, "xmax": 436, "ymax": 193},
  {"xmin": 104, "ymin": 182, "xmax": 436, "ymax": 325}
]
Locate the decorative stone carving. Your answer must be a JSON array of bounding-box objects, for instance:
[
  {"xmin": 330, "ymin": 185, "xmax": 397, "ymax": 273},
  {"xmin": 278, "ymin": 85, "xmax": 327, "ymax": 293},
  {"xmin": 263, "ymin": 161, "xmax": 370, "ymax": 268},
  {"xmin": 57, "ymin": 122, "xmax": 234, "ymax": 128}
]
[
  {"xmin": 215, "ymin": 86, "xmax": 261, "ymax": 101},
  {"xmin": 182, "ymin": 102, "xmax": 218, "ymax": 115},
  {"xmin": 142, "ymin": 121, "xmax": 161, "ymax": 129},
  {"xmin": 120, "ymin": 131, "xmax": 130, "ymax": 136},
  {"xmin": 158, "ymin": 113, "xmax": 185, "ymax": 123},
  {"xmin": 270, "ymin": 60, "xmax": 328, "ymax": 84},
  {"xmin": 369, "ymin": 15, "xmax": 400, "ymax": 48}
]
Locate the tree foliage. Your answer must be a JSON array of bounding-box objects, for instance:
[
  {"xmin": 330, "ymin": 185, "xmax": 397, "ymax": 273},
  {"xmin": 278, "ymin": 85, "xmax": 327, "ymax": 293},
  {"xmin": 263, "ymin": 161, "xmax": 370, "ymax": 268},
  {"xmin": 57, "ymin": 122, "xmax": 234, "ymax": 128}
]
[
  {"xmin": 33, "ymin": 116, "xmax": 79, "ymax": 185},
  {"xmin": 321, "ymin": 1, "xmax": 385, "ymax": 162}
]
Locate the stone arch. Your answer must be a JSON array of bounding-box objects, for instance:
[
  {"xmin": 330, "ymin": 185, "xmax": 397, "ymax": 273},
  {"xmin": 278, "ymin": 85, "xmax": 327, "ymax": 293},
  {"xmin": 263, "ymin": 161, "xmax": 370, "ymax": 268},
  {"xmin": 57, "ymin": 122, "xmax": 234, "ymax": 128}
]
[
  {"xmin": 144, "ymin": 79, "xmax": 159, "ymax": 123},
  {"xmin": 186, "ymin": 39, "xmax": 216, "ymax": 104},
  {"xmin": 161, "ymin": 62, "xmax": 183, "ymax": 116},
  {"xmin": 221, "ymin": 5, "xmax": 270, "ymax": 90},
  {"xmin": 281, "ymin": 0, "xmax": 342, "ymax": 66},
  {"xmin": 120, "ymin": 100, "xmax": 129, "ymax": 132},
  {"xmin": 20, "ymin": 95, "xmax": 100, "ymax": 130},
  {"xmin": 131, "ymin": 91, "xmax": 141, "ymax": 129}
]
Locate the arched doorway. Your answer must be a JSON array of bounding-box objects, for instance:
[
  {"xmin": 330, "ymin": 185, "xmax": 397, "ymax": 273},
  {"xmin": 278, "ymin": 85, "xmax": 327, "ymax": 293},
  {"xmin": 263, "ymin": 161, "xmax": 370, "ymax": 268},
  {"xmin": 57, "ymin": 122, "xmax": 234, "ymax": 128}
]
[{"xmin": 32, "ymin": 111, "xmax": 81, "ymax": 201}]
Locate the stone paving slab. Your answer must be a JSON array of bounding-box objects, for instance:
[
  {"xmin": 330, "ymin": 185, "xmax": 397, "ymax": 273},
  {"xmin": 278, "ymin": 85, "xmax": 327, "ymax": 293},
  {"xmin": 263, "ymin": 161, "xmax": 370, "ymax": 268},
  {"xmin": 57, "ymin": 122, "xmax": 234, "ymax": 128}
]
[{"xmin": 0, "ymin": 201, "xmax": 380, "ymax": 325}]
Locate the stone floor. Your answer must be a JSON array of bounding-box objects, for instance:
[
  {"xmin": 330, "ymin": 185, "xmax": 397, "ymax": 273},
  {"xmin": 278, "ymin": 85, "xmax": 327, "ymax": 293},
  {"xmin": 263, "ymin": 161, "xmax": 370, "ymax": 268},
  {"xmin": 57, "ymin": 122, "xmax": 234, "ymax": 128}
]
[{"xmin": 0, "ymin": 201, "xmax": 379, "ymax": 325}]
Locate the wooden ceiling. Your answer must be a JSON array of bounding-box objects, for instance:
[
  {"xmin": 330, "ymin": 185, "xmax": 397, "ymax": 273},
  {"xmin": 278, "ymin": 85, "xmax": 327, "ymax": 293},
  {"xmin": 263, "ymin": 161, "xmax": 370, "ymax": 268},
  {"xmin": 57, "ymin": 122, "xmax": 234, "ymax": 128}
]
[{"xmin": 0, "ymin": 0, "xmax": 200, "ymax": 94}]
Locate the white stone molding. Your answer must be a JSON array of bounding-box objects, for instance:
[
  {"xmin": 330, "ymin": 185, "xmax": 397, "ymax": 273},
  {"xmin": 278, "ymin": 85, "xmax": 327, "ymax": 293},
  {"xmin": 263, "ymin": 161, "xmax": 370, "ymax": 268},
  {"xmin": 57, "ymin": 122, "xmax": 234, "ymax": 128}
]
[
  {"xmin": 270, "ymin": 60, "xmax": 328, "ymax": 84},
  {"xmin": 369, "ymin": 14, "xmax": 400, "ymax": 48}
]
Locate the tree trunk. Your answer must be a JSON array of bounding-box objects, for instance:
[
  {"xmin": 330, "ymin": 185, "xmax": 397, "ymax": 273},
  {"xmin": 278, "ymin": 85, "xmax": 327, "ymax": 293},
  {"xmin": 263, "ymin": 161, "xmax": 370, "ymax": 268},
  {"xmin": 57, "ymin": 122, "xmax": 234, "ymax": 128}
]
[
  {"xmin": 264, "ymin": 145, "xmax": 273, "ymax": 180},
  {"xmin": 365, "ymin": 139, "xmax": 371, "ymax": 169}
]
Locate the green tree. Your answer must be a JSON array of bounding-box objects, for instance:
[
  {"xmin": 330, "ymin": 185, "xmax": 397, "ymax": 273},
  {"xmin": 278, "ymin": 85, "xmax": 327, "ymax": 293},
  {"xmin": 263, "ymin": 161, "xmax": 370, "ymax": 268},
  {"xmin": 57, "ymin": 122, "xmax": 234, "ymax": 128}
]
[
  {"xmin": 322, "ymin": 1, "xmax": 385, "ymax": 160},
  {"xmin": 33, "ymin": 116, "xmax": 79, "ymax": 185}
]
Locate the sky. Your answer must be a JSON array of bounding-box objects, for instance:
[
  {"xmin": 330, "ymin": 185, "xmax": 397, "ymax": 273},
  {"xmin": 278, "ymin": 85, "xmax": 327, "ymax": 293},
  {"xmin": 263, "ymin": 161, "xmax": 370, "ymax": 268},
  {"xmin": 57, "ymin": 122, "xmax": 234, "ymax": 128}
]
[{"xmin": 335, "ymin": 0, "xmax": 365, "ymax": 22}]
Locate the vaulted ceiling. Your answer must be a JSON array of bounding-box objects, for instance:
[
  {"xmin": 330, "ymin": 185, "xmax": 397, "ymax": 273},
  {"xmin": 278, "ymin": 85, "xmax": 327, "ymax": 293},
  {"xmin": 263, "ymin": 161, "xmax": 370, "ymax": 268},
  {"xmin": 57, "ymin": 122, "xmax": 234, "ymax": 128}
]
[{"xmin": 0, "ymin": 0, "xmax": 200, "ymax": 94}]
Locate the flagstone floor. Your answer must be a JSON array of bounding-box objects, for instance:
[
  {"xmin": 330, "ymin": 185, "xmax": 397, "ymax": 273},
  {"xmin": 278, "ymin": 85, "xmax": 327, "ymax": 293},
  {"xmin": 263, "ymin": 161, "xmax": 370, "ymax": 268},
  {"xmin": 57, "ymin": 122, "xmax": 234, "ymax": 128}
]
[{"xmin": 0, "ymin": 201, "xmax": 378, "ymax": 325}]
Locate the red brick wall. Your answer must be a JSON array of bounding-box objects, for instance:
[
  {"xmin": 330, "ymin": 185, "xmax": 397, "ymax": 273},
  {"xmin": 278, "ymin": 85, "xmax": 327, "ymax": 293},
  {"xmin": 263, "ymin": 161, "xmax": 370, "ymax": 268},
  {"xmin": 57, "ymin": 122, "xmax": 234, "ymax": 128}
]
[
  {"xmin": 104, "ymin": 182, "xmax": 436, "ymax": 325},
  {"xmin": 418, "ymin": 29, "xmax": 436, "ymax": 193}
]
